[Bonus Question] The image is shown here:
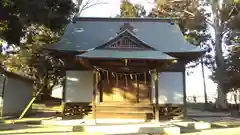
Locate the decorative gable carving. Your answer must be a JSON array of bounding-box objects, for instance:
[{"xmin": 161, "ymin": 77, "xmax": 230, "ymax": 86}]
[
  {"xmin": 105, "ymin": 36, "xmax": 147, "ymax": 49},
  {"xmin": 118, "ymin": 23, "xmax": 135, "ymax": 34},
  {"xmin": 97, "ymin": 23, "xmax": 155, "ymax": 50}
]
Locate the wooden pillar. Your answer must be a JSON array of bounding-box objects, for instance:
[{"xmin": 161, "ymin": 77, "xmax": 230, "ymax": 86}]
[
  {"xmin": 61, "ymin": 70, "xmax": 67, "ymax": 116},
  {"xmin": 183, "ymin": 67, "xmax": 187, "ymax": 118},
  {"xmin": 99, "ymin": 72, "xmax": 103, "ymax": 102},
  {"xmin": 92, "ymin": 70, "xmax": 97, "ymax": 124},
  {"xmin": 93, "ymin": 70, "xmax": 100, "ymax": 123},
  {"xmin": 137, "ymin": 75, "xmax": 139, "ymax": 103},
  {"xmin": 154, "ymin": 69, "xmax": 160, "ymax": 122}
]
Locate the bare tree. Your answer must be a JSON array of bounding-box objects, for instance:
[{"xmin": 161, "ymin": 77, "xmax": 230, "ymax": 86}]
[{"xmin": 73, "ymin": 0, "xmax": 108, "ymax": 16}]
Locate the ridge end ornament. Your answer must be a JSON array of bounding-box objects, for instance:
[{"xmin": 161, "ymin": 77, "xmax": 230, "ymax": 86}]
[{"xmin": 118, "ymin": 22, "xmax": 135, "ymax": 34}]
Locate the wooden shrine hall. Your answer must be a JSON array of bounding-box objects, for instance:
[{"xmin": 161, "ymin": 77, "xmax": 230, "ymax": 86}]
[{"xmin": 46, "ymin": 17, "xmax": 205, "ymax": 121}]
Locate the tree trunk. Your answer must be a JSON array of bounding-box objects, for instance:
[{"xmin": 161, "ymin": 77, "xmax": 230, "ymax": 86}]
[
  {"xmin": 41, "ymin": 89, "xmax": 52, "ymax": 100},
  {"xmin": 215, "ymin": 86, "xmax": 227, "ymax": 110},
  {"xmin": 41, "ymin": 73, "xmax": 53, "ymax": 100},
  {"xmin": 212, "ymin": 0, "xmax": 228, "ymax": 109}
]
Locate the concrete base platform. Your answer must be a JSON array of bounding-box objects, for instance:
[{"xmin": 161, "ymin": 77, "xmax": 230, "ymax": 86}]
[
  {"xmin": 41, "ymin": 118, "xmax": 149, "ymax": 126},
  {"xmin": 191, "ymin": 122, "xmax": 211, "ymax": 130},
  {"xmin": 41, "ymin": 119, "xmax": 181, "ymax": 134},
  {"xmin": 40, "ymin": 118, "xmax": 216, "ymax": 134},
  {"xmin": 41, "ymin": 118, "xmax": 85, "ymax": 126},
  {"xmin": 174, "ymin": 121, "xmax": 211, "ymax": 130},
  {"xmin": 73, "ymin": 124, "xmax": 180, "ymax": 135}
]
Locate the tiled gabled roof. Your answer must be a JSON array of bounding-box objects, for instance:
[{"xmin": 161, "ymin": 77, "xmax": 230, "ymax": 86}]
[{"xmin": 47, "ymin": 17, "xmax": 205, "ymax": 54}]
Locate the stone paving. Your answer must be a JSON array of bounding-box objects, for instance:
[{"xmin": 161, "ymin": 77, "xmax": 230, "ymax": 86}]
[
  {"xmin": 187, "ymin": 108, "xmax": 240, "ymax": 128},
  {"xmin": 187, "ymin": 108, "xmax": 230, "ymax": 117}
]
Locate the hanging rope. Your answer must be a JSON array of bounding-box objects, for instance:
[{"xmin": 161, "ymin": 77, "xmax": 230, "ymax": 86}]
[
  {"xmin": 125, "ymin": 74, "xmax": 128, "ymax": 88},
  {"xmin": 98, "ymin": 72, "xmax": 101, "ymax": 82},
  {"xmin": 144, "ymin": 72, "xmax": 147, "ymax": 84},
  {"xmin": 112, "ymin": 72, "xmax": 115, "ymax": 78},
  {"xmin": 130, "ymin": 74, "xmax": 133, "ymax": 80},
  {"xmin": 96, "ymin": 71, "xmax": 100, "ymax": 83},
  {"xmin": 116, "ymin": 74, "xmax": 118, "ymax": 86},
  {"xmin": 93, "ymin": 65, "xmax": 155, "ymax": 76},
  {"xmin": 107, "ymin": 71, "xmax": 109, "ymax": 84},
  {"xmin": 93, "ymin": 65, "xmax": 157, "ymax": 88},
  {"xmin": 135, "ymin": 74, "xmax": 138, "ymax": 84}
]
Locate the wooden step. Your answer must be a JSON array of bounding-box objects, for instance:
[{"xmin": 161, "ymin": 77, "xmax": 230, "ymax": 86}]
[
  {"xmin": 95, "ymin": 105, "xmax": 153, "ymax": 109},
  {"xmin": 96, "ymin": 105, "xmax": 153, "ymax": 108},
  {"xmin": 92, "ymin": 112, "xmax": 153, "ymax": 119},
  {"xmin": 95, "ymin": 103, "xmax": 153, "ymax": 113},
  {"xmin": 95, "ymin": 110, "xmax": 153, "ymax": 113},
  {"xmin": 95, "ymin": 102, "xmax": 152, "ymax": 107},
  {"xmin": 96, "ymin": 108, "xmax": 153, "ymax": 113},
  {"xmin": 92, "ymin": 102, "xmax": 154, "ymax": 120}
]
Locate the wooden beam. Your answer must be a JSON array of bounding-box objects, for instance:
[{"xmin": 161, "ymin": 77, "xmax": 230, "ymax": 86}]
[
  {"xmin": 97, "ymin": 64, "xmax": 164, "ymax": 69},
  {"xmin": 91, "ymin": 61, "xmax": 165, "ymax": 67},
  {"xmin": 77, "ymin": 58, "xmax": 93, "ymax": 69}
]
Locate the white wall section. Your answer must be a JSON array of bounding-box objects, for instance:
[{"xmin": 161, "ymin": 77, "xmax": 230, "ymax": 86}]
[
  {"xmin": 152, "ymin": 72, "xmax": 184, "ymax": 104},
  {"xmin": 65, "ymin": 70, "xmax": 93, "ymax": 103}
]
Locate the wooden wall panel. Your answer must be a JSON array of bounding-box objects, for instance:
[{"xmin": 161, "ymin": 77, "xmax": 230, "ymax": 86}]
[
  {"xmin": 138, "ymin": 81, "xmax": 151, "ymax": 103},
  {"xmin": 101, "ymin": 79, "xmax": 150, "ymax": 103}
]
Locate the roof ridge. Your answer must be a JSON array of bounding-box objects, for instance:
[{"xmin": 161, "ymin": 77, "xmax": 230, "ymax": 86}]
[{"xmin": 72, "ymin": 17, "xmax": 180, "ymax": 23}]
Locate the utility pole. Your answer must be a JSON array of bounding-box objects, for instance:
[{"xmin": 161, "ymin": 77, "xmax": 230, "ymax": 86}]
[{"xmin": 200, "ymin": 57, "xmax": 208, "ymax": 106}]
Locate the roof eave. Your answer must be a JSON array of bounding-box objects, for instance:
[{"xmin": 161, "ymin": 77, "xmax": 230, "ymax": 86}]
[
  {"xmin": 167, "ymin": 49, "xmax": 206, "ymax": 62},
  {"xmin": 78, "ymin": 56, "xmax": 176, "ymax": 61},
  {"xmin": 77, "ymin": 50, "xmax": 177, "ymax": 61}
]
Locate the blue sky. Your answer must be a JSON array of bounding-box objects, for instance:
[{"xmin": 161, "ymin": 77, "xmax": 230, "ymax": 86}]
[{"xmin": 78, "ymin": 0, "xmax": 218, "ymax": 101}]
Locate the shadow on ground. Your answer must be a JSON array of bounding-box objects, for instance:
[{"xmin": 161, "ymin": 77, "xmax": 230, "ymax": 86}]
[
  {"xmin": 0, "ymin": 123, "xmax": 74, "ymax": 135},
  {"xmin": 0, "ymin": 123, "xmax": 37, "ymax": 131},
  {"xmin": 174, "ymin": 121, "xmax": 240, "ymax": 134}
]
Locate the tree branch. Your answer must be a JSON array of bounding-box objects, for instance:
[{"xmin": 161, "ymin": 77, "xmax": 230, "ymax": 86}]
[
  {"xmin": 206, "ymin": 18, "xmax": 214, "ymax": 28},
  {"xmin": 184, "ymin": 10, "xmax": 195, "ymax": 17},
  {"xmin": 78, "ymin": 0, "xmax": 107, "ymax": 15},
  {"xmin": 186, "ymin": 61, "xmax": 201, "ymax": 68}
]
